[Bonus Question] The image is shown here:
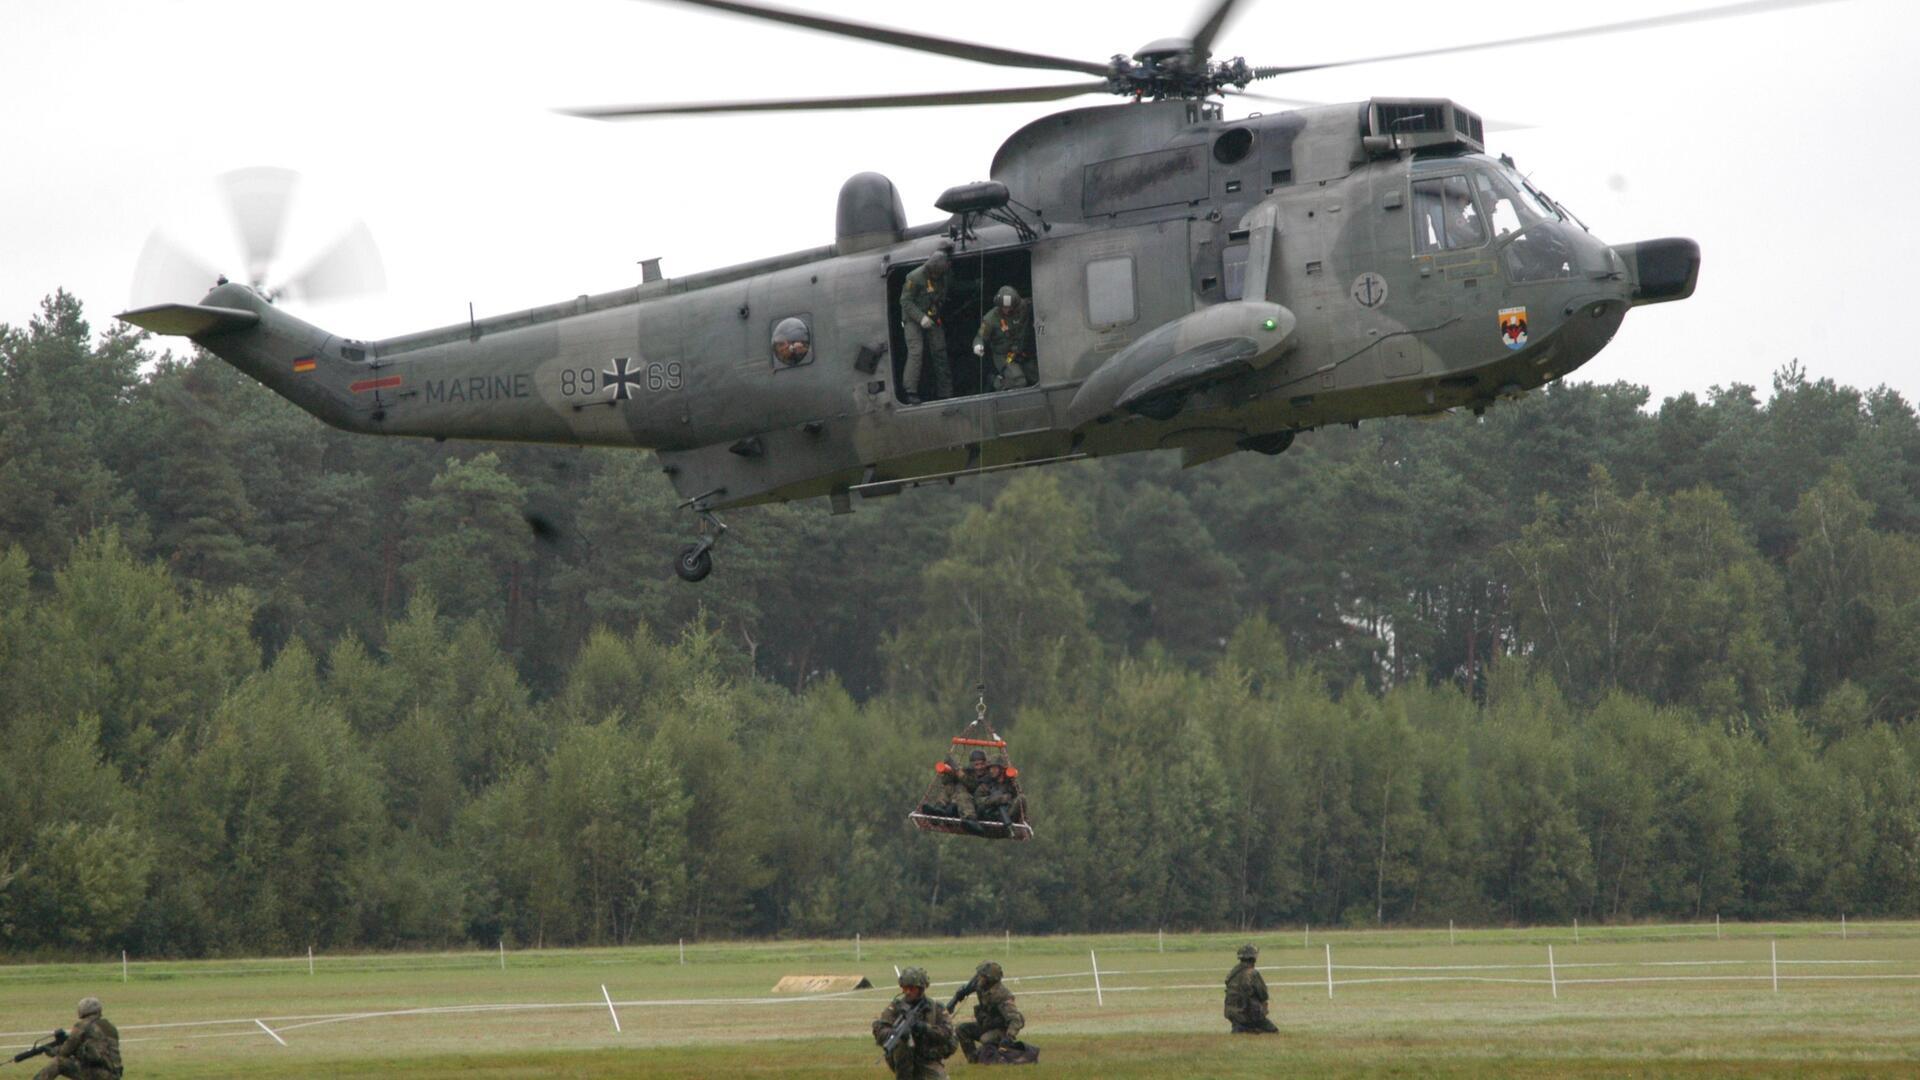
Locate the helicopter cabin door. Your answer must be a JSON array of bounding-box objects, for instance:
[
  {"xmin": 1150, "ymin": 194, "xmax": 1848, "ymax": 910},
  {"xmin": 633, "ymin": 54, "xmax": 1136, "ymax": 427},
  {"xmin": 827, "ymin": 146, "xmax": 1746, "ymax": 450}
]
[{"xmin": 1031, "ymin": 218, "xmax": 1192, "ymax": 386}]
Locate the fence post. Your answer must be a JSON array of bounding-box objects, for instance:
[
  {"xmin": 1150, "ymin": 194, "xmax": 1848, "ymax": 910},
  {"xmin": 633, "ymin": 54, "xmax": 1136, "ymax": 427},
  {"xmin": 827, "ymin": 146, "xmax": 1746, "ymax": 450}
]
[
  {"xmin": 1324, "ymin": 943, "xmax": 1334, "ymax": 999},
  {"xmin": 601, "ymin": 984, "xmax": 622, "ymax": 1033},
  {"xmin": 856, "ymin": 933, "xmax": 862, "ymax": 962},
  {"xmin": 1548, "ymin": 945, "xmax": 1558, "ymax": 1000},
  {"xmin": 1715, "ymin": 913, "xmax": 1721, "ymax": 940},
  {"xmin": 1090, "ymin": 951, "xmax": 1104, "ymax": 1007},
  {"xmin": 1771, "ymin": 939, "xmax": 1778, "ymax": 993},
  {"xmin": 122, "ymin": 951, "xmax": 128, "ymax": 984},
  {"xmin": 1842, "ymin": 913, "xmax": 1847, "ymax": 940},
  {"xmin": 307, "ymin": 946, "xmax": 314, "ymax": 977},
  {"xmin": 1449, "ymin": 919, "xmax": 1455, "ymax": 947},
  {"xmin": 679, "ymin": 938, "xmax": 685, "ymax": 965},
  {"xmin": 499, "ymin": 940, "xmax": 505, "ymax": 971},
  {"xmin": 1573, "ymin": 918, "xmax": 1579, "ymax": 943}
]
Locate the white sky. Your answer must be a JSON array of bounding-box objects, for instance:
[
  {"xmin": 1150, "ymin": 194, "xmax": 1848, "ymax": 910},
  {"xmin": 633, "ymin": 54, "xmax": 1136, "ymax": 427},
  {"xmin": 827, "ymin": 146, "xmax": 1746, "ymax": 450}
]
[{"xmin": 2, "ymin": 0, "xmax": 1911, "ymax": 405}]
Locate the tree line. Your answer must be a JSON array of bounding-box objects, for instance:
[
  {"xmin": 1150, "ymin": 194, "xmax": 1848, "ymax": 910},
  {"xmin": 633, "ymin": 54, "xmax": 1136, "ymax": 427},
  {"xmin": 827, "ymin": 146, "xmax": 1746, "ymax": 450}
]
[{"xmin": 1, "ymin": 289, "xmax": 1917, "ymax": 956}]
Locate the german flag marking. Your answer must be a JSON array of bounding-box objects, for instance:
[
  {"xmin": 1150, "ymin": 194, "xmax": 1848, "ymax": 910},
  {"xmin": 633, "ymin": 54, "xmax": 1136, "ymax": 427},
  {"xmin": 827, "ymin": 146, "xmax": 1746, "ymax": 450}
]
[
  {"xmin": 350, "ymin": 375, "xmax": 403, "ymax": 394},
  {"xmin": 292, "ymin": 356, "xmax": 318, "ymax": 373}
]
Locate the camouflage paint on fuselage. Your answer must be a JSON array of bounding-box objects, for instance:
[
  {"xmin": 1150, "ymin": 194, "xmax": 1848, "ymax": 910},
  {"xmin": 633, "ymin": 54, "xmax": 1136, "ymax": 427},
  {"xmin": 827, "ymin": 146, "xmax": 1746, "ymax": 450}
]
[{"xmin": 124, "ymin": 98, "xmax": 1694, "ymax": 513}]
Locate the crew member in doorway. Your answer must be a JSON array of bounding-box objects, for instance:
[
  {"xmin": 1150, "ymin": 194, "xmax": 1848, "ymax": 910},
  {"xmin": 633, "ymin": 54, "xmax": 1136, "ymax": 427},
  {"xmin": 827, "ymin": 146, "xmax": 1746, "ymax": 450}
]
[
  {"xmin": 900, "ymin": 245, "xmax": 953, "ymax": 404},
  {"xmin": 973, "ymin": 285, "xmax": 1036, "ymax": 390}
]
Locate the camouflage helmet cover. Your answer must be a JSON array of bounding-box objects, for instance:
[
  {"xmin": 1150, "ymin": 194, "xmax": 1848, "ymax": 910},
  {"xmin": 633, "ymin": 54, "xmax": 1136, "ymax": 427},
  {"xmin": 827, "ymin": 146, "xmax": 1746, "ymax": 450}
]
[
  {"xmin": 1237, "ymin": 944, "xmax": 1258, "ymax": 961},
  {"xmin": 968, "ymin": 749, "xmax": 988, "ymax": 763},
  {"xmin": 995, "ymin": 285, "xmax": 1023, "ymax": 309},
  {"xmin": 76, "ymin": 996, "xmax": 102, "ymax": 1018},
  {"xmin": 975, "ymin": 960, "xmax": 1004, "ymax": 983},
  {"xmin": 898, "ymin": 966, "xmax": 930, "ymax": 989}
]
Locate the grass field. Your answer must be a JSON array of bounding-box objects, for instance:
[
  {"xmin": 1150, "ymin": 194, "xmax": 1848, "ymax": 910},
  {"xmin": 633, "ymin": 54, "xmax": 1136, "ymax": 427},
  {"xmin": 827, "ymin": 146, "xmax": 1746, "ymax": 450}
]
[{"xmin": 3, "ymin": 922, "xmax": 1917, "ymax": 1077}]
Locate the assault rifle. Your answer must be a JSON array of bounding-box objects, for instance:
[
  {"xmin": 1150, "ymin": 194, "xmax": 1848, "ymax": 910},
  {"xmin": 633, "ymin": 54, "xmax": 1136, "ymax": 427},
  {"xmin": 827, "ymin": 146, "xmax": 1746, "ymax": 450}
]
[
  {"xmin": 879, "ymin": 997, "xmax": 929, "ymax": 1057},
  {"xmin": 7, "ymin": 1030, "xmax": 63, "ymax": 1066},
  {"xmin": 945, "ymin": 975, "xmax": 980, "ymax": 1013}
]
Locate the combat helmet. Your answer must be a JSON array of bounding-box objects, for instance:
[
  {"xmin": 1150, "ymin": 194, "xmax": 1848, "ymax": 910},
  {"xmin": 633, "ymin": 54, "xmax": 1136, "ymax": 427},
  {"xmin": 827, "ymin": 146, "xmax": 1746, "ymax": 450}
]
[
  {"xmin": 994, "ymin": 285, "xmax": 1023, "ymax": 310},
  {"xmin": 898, "ymin": 966, "xmax": 930, "ymax": 989},
  {"xmin": 76, "ymin": 997, "xmax": 102, "ymax": 1019},
  {"xmin": 975, "ymin": 960, "xmax": 1004, "ymax": 984},
  {"xmin": 1237, "ymin": 944, "xmax": 1259, "ymax": 961}
]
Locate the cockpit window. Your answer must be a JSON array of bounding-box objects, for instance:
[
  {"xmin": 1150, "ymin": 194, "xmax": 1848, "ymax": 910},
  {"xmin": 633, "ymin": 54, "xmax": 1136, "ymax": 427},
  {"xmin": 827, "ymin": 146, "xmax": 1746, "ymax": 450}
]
[
  {"xmin": 1412, "ymin": 175, "xmax": 1486, "ymax": 254},
  {"xmin": 1494, "ymin": 160, "xmax": 1561, "ymax": 221},
  {"xmin": 1473, "ymin": 171, "xmax": 1532, "ymax": 238},
  {"xmin": 771, "ymin": 316, "xmax": 812, "ymax": 367}
]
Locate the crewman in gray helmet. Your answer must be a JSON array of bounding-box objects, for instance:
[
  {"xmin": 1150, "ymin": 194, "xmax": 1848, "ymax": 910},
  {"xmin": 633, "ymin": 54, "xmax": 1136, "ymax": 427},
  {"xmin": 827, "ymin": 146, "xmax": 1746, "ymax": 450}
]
[
  {"xmin": 899, "ymin": 245, "xmax": 953, "ymax": 404},
  {"xmin": 973, "ymin": 285, "xmax": 1036, "ymax": 390},
  {"xmin": 33, "ymin": 996, "xmax": 121, "ymax": 1080}
]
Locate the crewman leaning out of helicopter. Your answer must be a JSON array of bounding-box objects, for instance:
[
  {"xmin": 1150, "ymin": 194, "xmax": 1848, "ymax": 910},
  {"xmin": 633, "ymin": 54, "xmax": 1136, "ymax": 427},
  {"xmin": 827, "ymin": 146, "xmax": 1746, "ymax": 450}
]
[
  {"xmin": 1224, "ymin": 944, "xmax": 1279, "ymax": 1034},
  {"xmin": 899, "ymin": 245, "xmax": 953, "ymax": 404},
  {"xmin": 973, "ymin": 285, "xmax": 1036, "ymax": 391}
]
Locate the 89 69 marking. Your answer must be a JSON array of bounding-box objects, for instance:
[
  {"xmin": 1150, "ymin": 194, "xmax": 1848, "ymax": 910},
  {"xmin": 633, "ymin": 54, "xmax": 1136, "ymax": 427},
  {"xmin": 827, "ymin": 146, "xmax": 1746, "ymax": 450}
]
[{"xmin": 559, "ymin": 358, "xmax": 684, "ymax": 400}]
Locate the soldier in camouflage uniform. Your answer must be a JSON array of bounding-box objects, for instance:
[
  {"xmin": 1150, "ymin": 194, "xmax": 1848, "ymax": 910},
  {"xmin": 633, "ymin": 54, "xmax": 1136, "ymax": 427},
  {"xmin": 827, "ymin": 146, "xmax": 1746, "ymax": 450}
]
[
  {"xmin": 1224, "ymin": 944, "xmax": 1278, "ymax": 1034},
  {"xmin": 972, "ymin": 285, "xmax": 1037, "ymax": 391},
  {"xmin": 35, "ymin": 996, "xmax": 121, "ymax": 1080},
  {"xmin": 971, "ymin": 762, "xmax": 1023, "ymax": 833},
  {"xmin": 871, "ymin": 966, "xmax": 957, "ymax": 1080},
  {"xmin": 899, "ymin": 246, "xmax": 953, "ymax": 404},
  {"xmin": 924, "ymin": 748, "xmax": 995, "ymax": 821},
  {"xmin": 955, "ymin": 960, "xmax": 1028, "ymax": 1063}
]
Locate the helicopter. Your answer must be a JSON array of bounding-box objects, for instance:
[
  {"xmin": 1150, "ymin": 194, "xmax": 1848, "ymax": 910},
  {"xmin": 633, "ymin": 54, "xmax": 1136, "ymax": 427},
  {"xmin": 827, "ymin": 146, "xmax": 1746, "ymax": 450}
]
[{"xmin": 122, "ymin": 0, "xmax": 1826, "ymax": 584}]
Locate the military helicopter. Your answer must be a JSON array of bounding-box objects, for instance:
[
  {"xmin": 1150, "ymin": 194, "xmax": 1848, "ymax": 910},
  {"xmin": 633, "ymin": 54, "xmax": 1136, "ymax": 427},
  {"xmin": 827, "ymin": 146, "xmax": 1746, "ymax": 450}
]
[{"xmin": 127, "ymin": 0, "xmax": 1834, "ymax": 583}]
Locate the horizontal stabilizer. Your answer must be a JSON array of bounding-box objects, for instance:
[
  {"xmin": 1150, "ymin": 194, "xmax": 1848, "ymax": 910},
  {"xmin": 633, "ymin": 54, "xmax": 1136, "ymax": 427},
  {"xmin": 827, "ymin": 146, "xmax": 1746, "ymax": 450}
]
[{"xmin": 116, "ymin": 303, "xmax": 260, "ymax": 338}]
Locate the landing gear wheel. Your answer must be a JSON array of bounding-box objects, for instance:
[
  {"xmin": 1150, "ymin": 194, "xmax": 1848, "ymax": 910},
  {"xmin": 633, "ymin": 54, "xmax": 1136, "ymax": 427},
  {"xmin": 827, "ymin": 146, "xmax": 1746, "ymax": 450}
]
[{"xmin": 675, "ymin": 544, "xmax": 713, "ymax": 582}]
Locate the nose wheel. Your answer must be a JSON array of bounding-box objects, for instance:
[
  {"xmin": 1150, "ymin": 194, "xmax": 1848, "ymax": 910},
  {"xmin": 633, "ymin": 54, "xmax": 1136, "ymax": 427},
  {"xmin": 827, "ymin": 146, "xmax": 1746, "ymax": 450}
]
[{"xmin": 674, "ymin": 491, "xmax": 728, "ymax": 583}]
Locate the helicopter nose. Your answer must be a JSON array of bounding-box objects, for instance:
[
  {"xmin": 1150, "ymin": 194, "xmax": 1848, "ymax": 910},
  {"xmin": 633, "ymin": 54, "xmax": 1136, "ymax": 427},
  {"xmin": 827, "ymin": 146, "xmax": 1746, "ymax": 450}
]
[{"xmin": 1611, "ymin": 237, "xmax": 1700, "ymax": 306}]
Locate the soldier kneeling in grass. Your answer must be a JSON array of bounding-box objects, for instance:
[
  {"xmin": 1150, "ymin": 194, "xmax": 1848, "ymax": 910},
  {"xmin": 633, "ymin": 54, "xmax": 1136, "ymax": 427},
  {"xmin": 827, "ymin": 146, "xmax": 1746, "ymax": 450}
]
[{"xmin": 1225, "ymin": 945, "xmax": 1279, "ymax": 1034}]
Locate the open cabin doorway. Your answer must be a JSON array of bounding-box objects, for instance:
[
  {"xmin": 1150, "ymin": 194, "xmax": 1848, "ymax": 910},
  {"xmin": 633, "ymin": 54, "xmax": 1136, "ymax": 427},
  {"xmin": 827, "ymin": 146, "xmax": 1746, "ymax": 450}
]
[{"xmin": 888, "ymin": 247, "xmax": 1034, "ymax": 405}]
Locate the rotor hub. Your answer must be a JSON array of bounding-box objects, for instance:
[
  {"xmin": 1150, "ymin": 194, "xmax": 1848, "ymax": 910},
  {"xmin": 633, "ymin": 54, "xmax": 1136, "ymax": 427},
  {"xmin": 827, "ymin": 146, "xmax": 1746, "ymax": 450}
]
[{"xmin": 1107, "ymin": 52, "xmax": 1256, "ymax": 101}]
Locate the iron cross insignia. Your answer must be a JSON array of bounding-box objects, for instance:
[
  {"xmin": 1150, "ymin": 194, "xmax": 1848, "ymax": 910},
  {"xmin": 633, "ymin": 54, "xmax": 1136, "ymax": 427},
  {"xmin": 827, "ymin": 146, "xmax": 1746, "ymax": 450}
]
[{"xmin": 604, "ymin": 357, "xmax": 642, "ymax": 401}]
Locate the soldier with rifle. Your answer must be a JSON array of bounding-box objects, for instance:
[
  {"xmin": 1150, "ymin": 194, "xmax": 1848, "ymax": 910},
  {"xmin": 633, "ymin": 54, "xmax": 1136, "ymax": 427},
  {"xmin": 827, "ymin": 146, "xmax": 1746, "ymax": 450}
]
[
  {"xmin": 947, "ymin": 961, "xmax": 1036, "ymax": 1065},
  {"xmin": 8, "ymin": 997, "xmax": 121, "ymax": 1079},
  {"xmin": 870, "ymin": 967, "xmax": 956, "ymax": 1079}
]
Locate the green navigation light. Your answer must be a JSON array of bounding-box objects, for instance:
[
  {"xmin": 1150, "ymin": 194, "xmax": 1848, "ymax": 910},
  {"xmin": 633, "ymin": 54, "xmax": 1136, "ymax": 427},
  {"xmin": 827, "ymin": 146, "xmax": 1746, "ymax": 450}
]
[{"xmin": 1262, "ymin": 318, "xmax": 1277, "ymax": 331}]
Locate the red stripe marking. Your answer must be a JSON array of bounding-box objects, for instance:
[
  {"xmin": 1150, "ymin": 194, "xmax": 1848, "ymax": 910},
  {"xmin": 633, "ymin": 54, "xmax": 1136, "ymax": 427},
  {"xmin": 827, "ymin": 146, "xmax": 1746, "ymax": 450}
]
[{"xmin": 350, "ymin": 375, "xmax": 403, "ymax": 394}]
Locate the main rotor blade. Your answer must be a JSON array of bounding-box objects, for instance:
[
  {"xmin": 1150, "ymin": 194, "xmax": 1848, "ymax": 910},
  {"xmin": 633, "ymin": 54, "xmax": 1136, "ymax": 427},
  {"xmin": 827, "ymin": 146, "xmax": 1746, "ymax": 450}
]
[
  {"xmin": 1189, "ymin": 0, "xmax": 1251, "ymax": 62},
  {"xmin": 279, "ymin": 220, "xmax": 386, "ymax": 302},
  {"xmin": 561, "ymin": 81, "xmax": 1111, "ymax": 119},
  {"xmin": 128, "ymin": 232, "xmax": 221, "ymax": 308},
  {"xmin": 647, "ymin": 0, "xmax": 1109, "ymax": 76},
  {"xmin": 220, "ymin": 167, "xmax": 298, "ymax": 288},
  {"xmin": 1261, "ymin": 0, "xmax": 1850, "ymax": 76}
]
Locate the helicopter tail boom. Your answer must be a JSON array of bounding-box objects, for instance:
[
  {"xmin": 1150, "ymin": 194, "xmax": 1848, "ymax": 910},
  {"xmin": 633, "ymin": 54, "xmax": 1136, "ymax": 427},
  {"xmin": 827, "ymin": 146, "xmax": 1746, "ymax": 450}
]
[{"xmin": 119, "ymin": 284, "xmax": 385, "ymax": 436}]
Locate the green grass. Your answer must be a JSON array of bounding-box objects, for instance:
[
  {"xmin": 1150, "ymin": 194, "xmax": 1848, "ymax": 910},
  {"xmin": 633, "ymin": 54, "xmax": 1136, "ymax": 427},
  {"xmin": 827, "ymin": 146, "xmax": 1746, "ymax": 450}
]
[{"xmin": 3, "ymin": 923, "xmax": 1916, "ymax": 1077}]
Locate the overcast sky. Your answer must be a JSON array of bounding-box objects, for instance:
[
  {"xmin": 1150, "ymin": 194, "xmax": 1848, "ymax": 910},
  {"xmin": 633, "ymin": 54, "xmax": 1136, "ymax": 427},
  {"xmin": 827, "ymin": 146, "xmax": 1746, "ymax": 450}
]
[{"xmin": 2, "ymin": 0, "xmax": 1910, "ymax": 406}]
